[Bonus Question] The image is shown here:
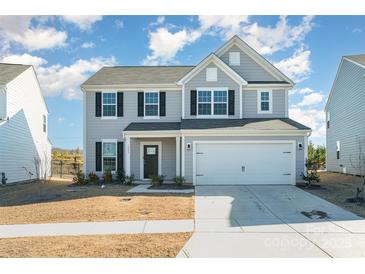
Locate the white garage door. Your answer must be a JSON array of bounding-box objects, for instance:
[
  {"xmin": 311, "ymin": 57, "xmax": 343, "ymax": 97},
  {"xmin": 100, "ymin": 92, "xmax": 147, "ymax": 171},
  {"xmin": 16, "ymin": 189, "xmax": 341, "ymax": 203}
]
[{"xmin": 195, "ymin": 142, "xmax": 295, "ymax": 185}]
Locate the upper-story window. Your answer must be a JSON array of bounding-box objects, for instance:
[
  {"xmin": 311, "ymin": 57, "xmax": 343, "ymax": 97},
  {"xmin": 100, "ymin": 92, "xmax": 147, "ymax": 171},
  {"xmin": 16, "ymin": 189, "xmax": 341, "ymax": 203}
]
[
  {"xmin": 102, "ymin": 92, "xmax": 116, "ymax": 117},
  {"xmin": 144, "ymin": 91, "xmax": 159, "ymax": 117},
  {"xmin": 206, "ymin": 67, "xmax": 217, "ymax": 82},
  {"xmin": 327, "ymin": 111, "xmax": 330, "ymax": 128},
  {"xmin": 258, "ymin": 90, "xmax": 272, "ymax": 114},
  {"xmin": 336, "ymin": 141, "xmax": 341, "ymax": 160},
  {"xmin": 229, "ymin": 52, "xmax": 240, "ymax": 66},
  {"xmin": 197, "ymin": 88, "xmax": 228, "ymax": 116},
  {"xmin": 43, "ymin": 115, "xmax": 47, "ymax": 133}
]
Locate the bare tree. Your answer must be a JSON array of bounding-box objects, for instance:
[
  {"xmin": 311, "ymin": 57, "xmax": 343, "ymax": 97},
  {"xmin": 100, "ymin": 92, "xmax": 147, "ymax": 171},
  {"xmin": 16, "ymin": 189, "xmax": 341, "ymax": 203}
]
[
  {"xmin": 349, "ymin": 136, "xmax": 365, "ymax": 202},
  {"xmin": 33, "ymin": 150, "xmax": 51, "ymax": 199}
]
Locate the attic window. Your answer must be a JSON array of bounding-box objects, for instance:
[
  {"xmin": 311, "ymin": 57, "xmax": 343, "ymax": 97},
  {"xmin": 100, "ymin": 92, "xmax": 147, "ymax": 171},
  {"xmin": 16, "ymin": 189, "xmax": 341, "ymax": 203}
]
[
  {"xmin": 206, "ymin": 67, "xmax": 217, "ymax": 82},
  {"xmin": 229, "ymin": 52, "xmax": 240, "ymax": 66}
]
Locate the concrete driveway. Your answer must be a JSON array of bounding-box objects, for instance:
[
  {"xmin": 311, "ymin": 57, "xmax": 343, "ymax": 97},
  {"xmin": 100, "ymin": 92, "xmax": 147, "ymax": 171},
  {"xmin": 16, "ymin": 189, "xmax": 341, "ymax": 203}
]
[{"xmin": 178, "ymin": 185, "xmax": 365, "ymax": 258}]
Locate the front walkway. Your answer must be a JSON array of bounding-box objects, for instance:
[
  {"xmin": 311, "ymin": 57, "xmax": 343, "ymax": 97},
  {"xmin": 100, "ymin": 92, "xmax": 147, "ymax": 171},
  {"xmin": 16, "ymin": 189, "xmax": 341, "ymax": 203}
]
[
  {"xmin": 0, "ymin": 219, "xmax": 194, "ymax": 238},
  {"xmin": 178, "ymin": 185, "xmax": 365, "ymax": 258}
]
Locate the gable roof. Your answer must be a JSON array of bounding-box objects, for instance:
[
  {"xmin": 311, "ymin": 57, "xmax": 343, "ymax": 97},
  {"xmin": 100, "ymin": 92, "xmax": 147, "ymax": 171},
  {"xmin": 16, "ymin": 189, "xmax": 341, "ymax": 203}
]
[
  {"xmin": 344, "ymin": 54, "xmax": 365, "ymax": 68},
  {"xmin": 215, "ymin": 35, "xmax": 294, "ymax": 85},
  {"xmin": 0, "ymin": 63, "xmax": 31, "ymax": 86},
  {"xmin": 81, "ymin": 66, "xmax": 194, "ymax": 87},
  {"xmin": 325, "ymin": 55, "xmax": 365, "ymax": 111},
  {"xmin": 177, "ymin": 53, "xmax": 247, "ymax": 85}
]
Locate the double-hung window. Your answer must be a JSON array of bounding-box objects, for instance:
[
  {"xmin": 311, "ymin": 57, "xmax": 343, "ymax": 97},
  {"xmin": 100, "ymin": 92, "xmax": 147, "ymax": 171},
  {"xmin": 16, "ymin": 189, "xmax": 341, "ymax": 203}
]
[
  {"xmin": 103, "ymin": 141, "xmax": 117, "ymax": 171},
  {"xmin": 102, "ymin": 92, "xmax": 116, "ymax": 117},
  {"xmin": 258, "ymin": 90, "xmax": 272, "ymax": 113},
  {"xmin": 336, "ymin": 141, "xmax": 340, "ymax": 160},
  {"xmin": 197, "ymin": 88, "xmax": 228, "ymax": 116},
  {"xmin": 144, "ymin": 91, "xmax": 159, "ymax": 117}
]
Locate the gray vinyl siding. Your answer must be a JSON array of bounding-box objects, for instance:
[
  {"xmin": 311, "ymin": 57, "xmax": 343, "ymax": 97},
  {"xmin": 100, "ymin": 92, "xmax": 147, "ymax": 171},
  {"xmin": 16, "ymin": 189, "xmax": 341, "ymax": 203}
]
[
  {"xmin": 184, "ymin": 135, "xmax": 305, "ymax": 183},
  {"xmin": 184, "ymin": 62, "xmax": 240, "ymax": 118},
  {"xmin": 326, "ymin": 59, "xmax": 365, "ymax": 175},
  {"xmin": 84, "ymin": 90, "xmax": 181, "ymax": 174},
  {"xmin": 219, "ymin": 45, "xmax": 277, "ymax": 81},
  {"xmin": 130, "ymin": 137, "xmax": 176, "ymax": 180},
  {"xmin": 242, "ymin": 89, "xmax": 287, "ymax": 118}
]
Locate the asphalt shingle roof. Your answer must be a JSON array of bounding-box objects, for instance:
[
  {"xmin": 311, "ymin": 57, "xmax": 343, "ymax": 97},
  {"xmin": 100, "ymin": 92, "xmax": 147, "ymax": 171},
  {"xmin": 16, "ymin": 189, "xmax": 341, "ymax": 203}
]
[
  {"xmin": 81, "ymin": 66, "xmax": 195, "ymax": 86},
  {"xmin": 124, "ymin": 118, "xmax": 310, "ymax": 131},
  {"xmin": 345, "ymin": 54, "xmax": 365, "ymax": 67},
  {"xmin": 0, "ymin": 63, "xmax": 31, "ymax": 86}
]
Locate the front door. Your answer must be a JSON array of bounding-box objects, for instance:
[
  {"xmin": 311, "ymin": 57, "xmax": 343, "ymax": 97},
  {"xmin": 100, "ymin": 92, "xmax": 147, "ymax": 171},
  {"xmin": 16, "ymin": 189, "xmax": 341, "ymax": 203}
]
[{"xmin": 143, "ymin": 145, "xmax": 159, "ymax": 179}]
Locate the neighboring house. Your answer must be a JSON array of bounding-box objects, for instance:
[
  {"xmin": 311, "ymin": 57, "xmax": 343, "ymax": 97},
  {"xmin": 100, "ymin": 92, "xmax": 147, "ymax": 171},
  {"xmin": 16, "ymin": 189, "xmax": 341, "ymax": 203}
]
[
  {"xmin": 0, "ymin": 63, "xmax": 52, "ymax": 184},
  {"xmin": 81, "ymin": 36, "xmax": 311, "ymax": 185},
  {"xmin": 325, "ymin": 55, "xmax": 365, "ymax": 176}
]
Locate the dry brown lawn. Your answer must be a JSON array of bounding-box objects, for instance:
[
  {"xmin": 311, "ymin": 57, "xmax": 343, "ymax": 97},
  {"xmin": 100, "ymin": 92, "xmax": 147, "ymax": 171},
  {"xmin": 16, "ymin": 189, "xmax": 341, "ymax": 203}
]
[
  {"xmin": 0, "ymin": 179, "xmax": 194, "ymax": 225},
  {"xmin": 302, "ymin": 172, "xmax": 365, "ymax": 218},
  {"xmin": 0, "ymin": 233, "xmax": 192, "ymax": 258}
]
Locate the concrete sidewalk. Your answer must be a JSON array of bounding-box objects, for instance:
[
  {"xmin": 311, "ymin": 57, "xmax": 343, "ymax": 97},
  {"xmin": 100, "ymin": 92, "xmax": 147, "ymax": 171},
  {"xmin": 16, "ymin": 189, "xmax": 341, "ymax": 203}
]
[{"xmin": 0, "ymin": 219, "xmax": 194, "ymax": 238}]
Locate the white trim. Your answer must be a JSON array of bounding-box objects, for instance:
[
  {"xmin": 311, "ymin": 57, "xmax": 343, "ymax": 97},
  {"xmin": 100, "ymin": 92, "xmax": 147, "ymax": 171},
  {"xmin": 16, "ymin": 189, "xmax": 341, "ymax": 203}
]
[
  {"xmin": 344, "ymin": 57, "xmax": 365, "ymax": 70},
  {"xmin": 243, "ymin": 84, "xmax": 292, "ymax": 89},
  {"xmin": 176, "ymin": 137, "xmax": 180, "ymax": 176},
  {"xmin": 197, "ymin": 87, "xmax": 229, "ymax": 117},
  {"xmin": 83, "ymin": 90, "xmax": 87, "ymax": 173},
  {"xmin": 215, "ymin": 36, "xmax": 294, "ymax": 85},
  {"xmin": 177, "ymin": 53, "xmax": 247, "ymax": 85},
  {"xmin": 182, "ymin": 84, "xmax": 185, "ymax": 119},
  {"xmin": 101, "ymin": 139, "xmax": 118, "ymax": 173},
  {"xmin": 257, "ymin": 89, "xmax": 273, "ymax": 114},
  {"xmin": 192, "ymin": 140, "xmax": 296, "ymax": 186},
  {"xmin": 304, "ymin": 135, "xmax": 308, "ymax": 174},
  {"xmin": 181, "ymin": 136, "xmax": 185, "ymax": 177},
  {"xmin": 124, "ymin": 131, "xmax": 180, "ymax": 138},
  {"xmin": 124, "ymin": 136, "xmax": 131, "ymax": 176},
  {"xmin": 181, "ymin": 129, "xmax": 310, "ymax": 137},
  {"xmin": 140, "ymin": 141, "xmax": 162, "ymax": 180},
  {"xmin": 144, "ymin": 90, "xmax": 159, "ymax": 118},
  {"xmin": 239, "ymin": 85, "xmax": 243, "ymax": 118},
  {"xmin": 285, "ymin": 89, "xmax": 289, "ymax": 118},
  {"xmin": 101, "ymin": 91, "xmax": 117, "ymax": 118}
]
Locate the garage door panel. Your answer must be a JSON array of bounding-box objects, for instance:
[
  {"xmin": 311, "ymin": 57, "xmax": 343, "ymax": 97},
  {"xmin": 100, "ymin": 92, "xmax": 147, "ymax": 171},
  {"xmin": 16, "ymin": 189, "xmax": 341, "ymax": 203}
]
[{"xmin": 195, "ymin": 142, "xmax": 294, "ymax": 185}]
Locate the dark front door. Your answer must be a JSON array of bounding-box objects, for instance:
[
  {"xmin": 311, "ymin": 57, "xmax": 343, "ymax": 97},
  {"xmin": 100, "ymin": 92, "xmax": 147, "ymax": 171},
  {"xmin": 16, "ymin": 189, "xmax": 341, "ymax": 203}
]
[{"xmin": 143, "ymin": 145, "xmax": 158, "ymax": 179}]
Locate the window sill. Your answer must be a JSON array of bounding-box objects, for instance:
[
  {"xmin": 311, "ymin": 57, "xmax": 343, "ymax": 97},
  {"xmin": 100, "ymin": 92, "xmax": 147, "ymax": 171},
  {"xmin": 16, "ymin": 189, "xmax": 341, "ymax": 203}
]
[
  {"xmin": 101, "ymin": 116, "xmax": 118, "ymax": 120},
  {"xmin": 196, "ymin": 115, "xmax": 229, "ymax": 118},
  {"xmin": 257, "ymin": 111, "xmax": 273, "ymax": 114},
  {"xmin": 143, "ymin": 116, "xmax": 160, "ymax": 119}
]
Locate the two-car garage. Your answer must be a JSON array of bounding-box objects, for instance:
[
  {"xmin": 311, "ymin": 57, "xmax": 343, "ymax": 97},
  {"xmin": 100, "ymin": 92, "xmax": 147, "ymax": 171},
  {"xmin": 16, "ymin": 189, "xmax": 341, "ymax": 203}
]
[{"xmin": 193, "ymin": 141, "xmax": 296, "ymax": 185}]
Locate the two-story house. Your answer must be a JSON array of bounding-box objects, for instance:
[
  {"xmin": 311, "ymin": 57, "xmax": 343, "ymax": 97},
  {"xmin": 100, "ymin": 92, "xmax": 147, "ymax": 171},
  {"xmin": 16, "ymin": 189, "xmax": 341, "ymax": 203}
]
[
  {"xmin": 0, "ymin": 63, "xmax": 52, "ymax": 184},
  {"xmin": 325, "ymin": 55, "xmax": 365, "ymax": 176},
  {"xmin": 81, "ymin": 36, "xmax": 311, "ymax": 185}
]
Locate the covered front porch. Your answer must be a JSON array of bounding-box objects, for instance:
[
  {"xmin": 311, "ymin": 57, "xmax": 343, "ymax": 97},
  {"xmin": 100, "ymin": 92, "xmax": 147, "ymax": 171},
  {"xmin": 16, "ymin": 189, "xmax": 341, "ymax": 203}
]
[{"xmin": 123, "ymin": 127, "xmax": 182, "ymax": 181}]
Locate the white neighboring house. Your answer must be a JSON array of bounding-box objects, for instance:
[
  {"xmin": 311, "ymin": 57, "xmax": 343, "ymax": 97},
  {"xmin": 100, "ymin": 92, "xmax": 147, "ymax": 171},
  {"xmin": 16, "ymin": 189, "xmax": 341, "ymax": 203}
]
[{"xmin": 0, "ymin": 63, "xmax": 52, "ymax": 184}]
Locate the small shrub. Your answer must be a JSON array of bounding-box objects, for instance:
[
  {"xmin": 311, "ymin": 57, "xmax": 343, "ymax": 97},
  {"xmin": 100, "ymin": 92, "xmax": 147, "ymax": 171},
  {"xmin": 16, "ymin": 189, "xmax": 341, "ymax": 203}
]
[
  {"xmin": 116, "ymin": 169, "xmax": 126, "ymax": 184},
  {"xmin": 173, "ymin": 176, "xmax": 185, "ymax": 186},
  {"xmin": 73, "ymin": 171, "xmax": 87, "ymax": 185},
  {"xmin": 150, "ymin": 174, "xmax": 165, "ymax": 187},
  {"xmin": 124, "ymin": 174, "xmax": 135, "ymax": 185},
  {"xmin": 103, "ymin": 170, "xmax": 113, "ymax": 184},
  {"xmin": 88, "ymin": 172, "xmax": 99, "ymax": 184},
  {"xmin": 302, "ymin": 159, "xmax": 320, "ymax": 187}
]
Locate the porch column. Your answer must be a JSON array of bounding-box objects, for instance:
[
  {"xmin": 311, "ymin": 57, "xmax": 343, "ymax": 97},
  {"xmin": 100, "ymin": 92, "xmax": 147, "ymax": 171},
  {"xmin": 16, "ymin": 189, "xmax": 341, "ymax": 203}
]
[
  {"xmin": 124, "ymin": 136, "xmax": 131, "ymax": 176},
  {"xmin": 181, "ymin": 136, "xmax": 185, "ymax": 177},
  {"xmin": 176, "ymin": 136, "xmax": 180, "ymax": 176}
]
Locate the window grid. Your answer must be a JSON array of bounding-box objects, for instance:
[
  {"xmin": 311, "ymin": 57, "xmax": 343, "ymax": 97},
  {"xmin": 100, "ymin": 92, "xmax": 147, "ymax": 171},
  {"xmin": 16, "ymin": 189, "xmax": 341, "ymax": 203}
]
[
  {"xmin": 260, "ymin": 91, "xmax": 270, "ymax": 112},
  {"xmin": 102, "ymin": 142, "xmax": 117, "ymax": 171},
  {"xmin": 144, "ymin": 92, "xmax": 159, "ymax": 117},
  {"xmin": 102, "ymin": 92, "xmax": 116, "ymax": 117},
  {"xmin": 197, "ymin": 89, "xmax": 227, "ymax": 116}
]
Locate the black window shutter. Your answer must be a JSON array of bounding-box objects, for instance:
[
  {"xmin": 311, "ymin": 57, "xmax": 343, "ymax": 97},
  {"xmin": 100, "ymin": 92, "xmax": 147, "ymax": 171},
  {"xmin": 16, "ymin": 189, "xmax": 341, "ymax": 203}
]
[
  {"xmin": 159, "ymin": 92, "xmax": 166, "ymax": 116},
  {"xmin": 190, "ymin": 90, "xmax": 197, "ymax": 116},
  {"xmin": 95, "ymin": 92, "xmax": 102, "ymax": 117},
  {"xmin": 138, "ymin": 92, "xmax": 144, "ymax": 117},
  {"xmin": 228, "ymin": 90, "xmax": 235, "ymax": 115},
  {"xmin": 95, "ymin": 142, "xmax": 102, "ymax": 172},
  {"xmin": 117, "ymin": 142, "xmax": 124, "ymax": 170},
  {"xmin": 117, "ymin": 92, "xmax": 124, "ymax": 117}
]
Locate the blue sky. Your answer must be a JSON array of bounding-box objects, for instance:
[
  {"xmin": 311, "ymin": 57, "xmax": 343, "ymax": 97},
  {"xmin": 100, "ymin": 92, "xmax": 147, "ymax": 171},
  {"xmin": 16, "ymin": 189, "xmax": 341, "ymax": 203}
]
[{"xmin": 0, "ymin": 15, "xmax": 364, "ymax": 149}]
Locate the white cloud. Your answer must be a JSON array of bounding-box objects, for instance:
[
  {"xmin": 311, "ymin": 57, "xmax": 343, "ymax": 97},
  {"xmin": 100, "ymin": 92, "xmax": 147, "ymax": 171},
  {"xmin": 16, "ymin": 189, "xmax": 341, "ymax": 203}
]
[
  {"xmin": 0, "ymin": 16, "xmax": 67, "ymax": 51},
  {"xmin": 81, "ymin": 41, "xmax": 95, "ymax": 48},
  {"xmin": 61, "ymin": 16, "xmax": 102, "ymax": 31},
  {"xmin": 57, "ymin": 117, "xmax": 65, "ymax": 123},
  {"xmin": 240, "ymin": 16, "xmax": 314, "ymax": 55},
  {"xmin": 274, "ymin": 47, "xmax": 311, "ymax": 83},
  {"xmin": 289, "ymin": 87, "xmax": 315, "ymax": 96},
  {"xmin": 289, "ymin": 107, "xmax": 325, "ymax": 138},
  {"xmin": 297, "ymin": 92, "xmax": 325, "ymax": 107},
  {"xmin": 114, "ymin": 19, "xmax": 124, "ymax": 29},
  {"xmin": 143, "ymin": 27, "xmax": 201, "ymax": 65},
  {"xmin": 198, "ymin": 15, "xmax": 249, "ymax": 39},
  {"xmin": 37, "ymin": 56, "xmax": 117, "ymax": 100},
  {"xmin": 352, "ymin": 28, "xmax": 363, "ymax": 33},
  {"xmin": 150, "ymin": 16, "xmax": 165, "ymax": 27},
  {"xmin": 0, "ymin": 53, "xmax": 47, "ymax": 68}
]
